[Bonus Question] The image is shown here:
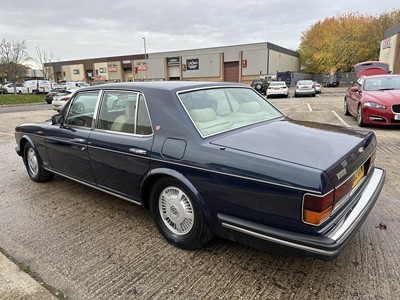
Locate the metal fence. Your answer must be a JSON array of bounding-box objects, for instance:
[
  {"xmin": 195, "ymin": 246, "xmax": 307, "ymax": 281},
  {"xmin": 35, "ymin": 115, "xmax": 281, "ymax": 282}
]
[{"xmin": 289, "ymin": 72, "xmax": 356, "ymax": 87}]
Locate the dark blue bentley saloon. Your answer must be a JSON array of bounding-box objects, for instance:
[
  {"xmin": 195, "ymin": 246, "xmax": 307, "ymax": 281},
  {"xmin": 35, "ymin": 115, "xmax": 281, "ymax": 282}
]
[{"xmin": 15, "ymin": 81, "xmax": 385, "ymax": 260}]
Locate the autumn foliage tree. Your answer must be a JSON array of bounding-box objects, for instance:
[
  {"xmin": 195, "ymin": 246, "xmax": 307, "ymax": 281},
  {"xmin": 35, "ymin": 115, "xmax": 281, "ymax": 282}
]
[{"xmin": 298, "ymin": 10, "xmax": 400, "ymax": 73}]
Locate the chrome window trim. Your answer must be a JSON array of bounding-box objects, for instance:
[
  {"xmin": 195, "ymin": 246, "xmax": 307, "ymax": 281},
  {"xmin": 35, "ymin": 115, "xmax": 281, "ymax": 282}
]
[{"xmin": 95, "ymin": 89, "xmax": 154, "ymax": 136}]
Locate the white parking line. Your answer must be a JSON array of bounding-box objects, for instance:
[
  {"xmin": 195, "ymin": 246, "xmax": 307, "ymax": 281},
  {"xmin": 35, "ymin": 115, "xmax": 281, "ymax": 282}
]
[
  {"xmin": 307, "ymin": 103, "xmax": 313, "ymax": 112},
  {"xmin": 332, "ymin": 110, "xmax": 351, "ymax": 127},
  {"xmin": 280, "ymin": 104, "xmax": 306, "ymax": 111}
]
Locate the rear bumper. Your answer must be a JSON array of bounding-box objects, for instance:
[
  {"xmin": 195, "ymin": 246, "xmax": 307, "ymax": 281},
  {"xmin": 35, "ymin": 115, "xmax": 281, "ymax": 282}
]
[
  {"xmin": 295, "ymin": 90, "xmax": 315, "ymax": 95},
  {"xmin": 218, "ymin": 167, "xmax": 385, "ymax": 260}
]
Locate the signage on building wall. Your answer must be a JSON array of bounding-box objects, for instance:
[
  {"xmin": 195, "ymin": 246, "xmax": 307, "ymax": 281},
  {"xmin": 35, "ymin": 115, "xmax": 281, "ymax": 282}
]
[
  {"xmin": 186, "ymin": 58, "xmax": 199, "ymax": 70},
  {"xmin": 242, "ymin": 59, "xmax": 247, "ymax": 68},
  {"xmin": 122, "ymin": 60, "xmax": 131, "ymax": 64},
  {"xmin": 95, "ymin": 75, "xmax": 107, "ymax": 81},
  {"xmin": 167, "ymin": 57, "xmax": 180, "ymax": 66},
  {"xmin": 137, "ymin": 63, "xmax": 147, "ymax": 71},
  {"xmin": 99, "ymin": 67, "xmax": 107, "ymax": 73},
  {"xmin": 108, "ymin": 64, "xmax": 117, "ymax": 72},
  {"xmin": 382, "ymin": 38, "xmax": 391, "ymax": 49},
  {"xmin": 73, "ymin": 69, "xmax": 80, "ymax": 75}
]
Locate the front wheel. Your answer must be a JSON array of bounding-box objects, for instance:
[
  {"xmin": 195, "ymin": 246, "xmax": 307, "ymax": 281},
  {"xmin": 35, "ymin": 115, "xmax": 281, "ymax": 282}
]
[
  {"xmin": 23, "ymin": 143, "xmax": 54, "ymax": 182},
  {"xmin": 343, "ymin": 98, "xmax": 350, "ymax": 116},
  {"xmin": 150, "ymin": 178, "xmax": 212, "ymax": 249},
  {"xmin": 357, "ymin": 105, "xmax": 365, "ymax": 127}
]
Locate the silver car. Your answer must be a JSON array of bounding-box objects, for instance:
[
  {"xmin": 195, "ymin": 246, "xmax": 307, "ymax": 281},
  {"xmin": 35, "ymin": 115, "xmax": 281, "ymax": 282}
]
[{"xmin": 294, "ymin": 80, "xmax": 316, "ymax": 97}]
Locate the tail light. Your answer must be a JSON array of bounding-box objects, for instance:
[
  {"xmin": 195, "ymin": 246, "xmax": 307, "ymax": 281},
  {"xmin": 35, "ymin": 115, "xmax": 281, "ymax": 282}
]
[
  {"xmin": 61, "ymin": 97, "xmax": 70, "ymax": 101},
  {"xmin": 303, "ymin": 164, "xmax": 366, "ymax": 226},
  {"xmin": 303, "ymin": 192, "xmax": 334, "ymax": 225},
  {"xmin": 312, "ymin": 84, "xmax": 316, "ymax": 89}
]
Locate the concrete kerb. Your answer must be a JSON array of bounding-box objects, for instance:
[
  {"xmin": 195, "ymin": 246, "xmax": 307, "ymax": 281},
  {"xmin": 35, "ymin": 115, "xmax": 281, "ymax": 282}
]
[{"xmin": 0, "ymin": 247, "xmax": 62, "ymax": 299}]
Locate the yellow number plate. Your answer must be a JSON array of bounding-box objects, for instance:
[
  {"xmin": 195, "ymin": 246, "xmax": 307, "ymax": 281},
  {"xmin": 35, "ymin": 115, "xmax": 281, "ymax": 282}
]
[{"xmin": 352, "ymin": 165, "xmax": 365, "ymax": 188}]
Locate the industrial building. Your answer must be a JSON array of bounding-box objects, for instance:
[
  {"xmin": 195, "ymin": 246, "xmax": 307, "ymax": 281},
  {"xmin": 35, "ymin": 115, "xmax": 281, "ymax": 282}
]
[
  {"xmin": 379, "ymin": 23, "xmax": 400, "ymax": 74},
  {"xmin": 47, "ymin": 42, "xmax": 300, "ymax": 85}
]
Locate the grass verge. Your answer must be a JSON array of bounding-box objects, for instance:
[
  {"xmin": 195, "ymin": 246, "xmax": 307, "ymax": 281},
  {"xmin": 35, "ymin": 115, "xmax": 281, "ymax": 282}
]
[{"xmin": 0, "ymin": 94, "xmax": 46, "ymax": 105}]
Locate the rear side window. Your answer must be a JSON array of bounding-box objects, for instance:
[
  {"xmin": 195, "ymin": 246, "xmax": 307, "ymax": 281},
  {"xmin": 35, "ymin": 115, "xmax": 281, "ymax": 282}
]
[{"xmin": 96, "ymin": 91, "xmax": 153, "ymax": 135}]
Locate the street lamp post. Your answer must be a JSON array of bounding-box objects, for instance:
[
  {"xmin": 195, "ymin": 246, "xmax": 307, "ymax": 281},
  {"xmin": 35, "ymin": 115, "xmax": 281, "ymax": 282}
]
[{"xmin": 142, "ymin": 37, "xmax": 147, "ymax": 80}]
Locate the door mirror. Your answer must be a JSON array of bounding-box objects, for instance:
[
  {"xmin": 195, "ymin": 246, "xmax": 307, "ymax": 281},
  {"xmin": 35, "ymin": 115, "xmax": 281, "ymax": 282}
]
[
  {"xmin": 350, "ymin": 86, "xmax": 359, "ymax": 92},
  {"xmin": 51, "ymin": 114, "xmax": 64, "ymax": 125}
]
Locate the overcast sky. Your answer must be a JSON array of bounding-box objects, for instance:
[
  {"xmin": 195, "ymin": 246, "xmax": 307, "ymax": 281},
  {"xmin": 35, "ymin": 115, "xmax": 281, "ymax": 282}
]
[{"xmin": 1, "ymin": 0, "xmax": 398, "ymax": 66}]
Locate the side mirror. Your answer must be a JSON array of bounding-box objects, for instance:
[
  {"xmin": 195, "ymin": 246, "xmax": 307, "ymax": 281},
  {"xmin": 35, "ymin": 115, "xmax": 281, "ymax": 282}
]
[
  {"xmin": 350, "ymin": 86, "xmax": 359, "ymax": 92},
  {"xmin": 51, "ymin": 114, "xmax": 64, "ymax": 125}
]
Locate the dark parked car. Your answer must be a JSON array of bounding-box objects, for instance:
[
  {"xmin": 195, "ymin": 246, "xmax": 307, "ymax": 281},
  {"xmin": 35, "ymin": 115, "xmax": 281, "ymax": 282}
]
[
  {"xmin": 45, "ymin": 89, "xmax": 65, "ymax": 104},
  {"xmin": 250, "ymin": 79, "xmax": 269, "ymax": 94},
  {"xmin": 15, "ymin": 81, "xmax": 385, "ymax": 260}
]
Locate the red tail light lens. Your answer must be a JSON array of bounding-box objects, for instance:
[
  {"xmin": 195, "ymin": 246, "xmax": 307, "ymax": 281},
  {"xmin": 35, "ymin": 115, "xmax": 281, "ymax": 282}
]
[{"xmin": 303, "ymin": 192, "xmax": 334, "ymax": 225}]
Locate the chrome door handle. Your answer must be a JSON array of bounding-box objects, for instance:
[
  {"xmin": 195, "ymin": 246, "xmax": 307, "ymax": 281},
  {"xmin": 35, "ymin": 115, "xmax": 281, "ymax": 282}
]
[
  {"xmin": 129, "ymin": 148, "xmax": 147, "ymax": 155},
  {"xmin": 73, "ymin": 138, "xmax": 86, "ymax": 143}
]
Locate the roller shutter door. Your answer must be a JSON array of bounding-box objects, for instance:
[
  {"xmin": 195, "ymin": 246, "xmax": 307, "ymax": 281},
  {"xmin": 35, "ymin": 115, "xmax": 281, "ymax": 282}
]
[{"xmin": 224, "ymin": 62, "xmax": 239, "ymax": 82}]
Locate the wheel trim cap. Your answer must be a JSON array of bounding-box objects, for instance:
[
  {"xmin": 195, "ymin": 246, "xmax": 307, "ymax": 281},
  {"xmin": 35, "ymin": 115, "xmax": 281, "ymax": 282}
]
[{"xmin": 159, "ymin": 187, "xmax": 194, "ymax": 235}]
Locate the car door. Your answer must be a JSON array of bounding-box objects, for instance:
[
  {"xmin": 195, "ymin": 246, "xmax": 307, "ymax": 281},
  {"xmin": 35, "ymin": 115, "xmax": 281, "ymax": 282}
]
[
  {"xmin": 347, "ymin": 77, "xmax": 364, "ymax": 115},
  {"xmin": 88, "ymin": 90, "xmax": 153, "ymax": 202},
  {"xmin": 45, "ymin": 90, "xmax": 101, "ymax": 183}
]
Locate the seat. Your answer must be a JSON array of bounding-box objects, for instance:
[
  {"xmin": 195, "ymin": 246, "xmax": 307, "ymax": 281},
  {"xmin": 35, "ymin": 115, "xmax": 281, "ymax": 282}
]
[
  {"xmin": 190, "ymin": 108, "xmax": 231, "ymax": 136},
  {"xmin": 237, "ymin": 101, "xmax": 261, "ymax": 113},
  {"xmin": 110, "ymin": 100, "xmax": 136, "ymax": 133}
]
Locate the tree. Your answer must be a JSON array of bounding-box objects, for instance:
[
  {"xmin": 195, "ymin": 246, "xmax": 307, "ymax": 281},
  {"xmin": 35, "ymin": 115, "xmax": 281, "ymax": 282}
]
[
  {"xmin": 298, "ymin": 10, "xmax": 400, "ymax": 74},
  {"xmin": 0, "ymin": 38, "xmax": 29, "ymax": 93},
  {"xmin": 34, "ymin": 44, "xmax": 59, "ymax": 82}
]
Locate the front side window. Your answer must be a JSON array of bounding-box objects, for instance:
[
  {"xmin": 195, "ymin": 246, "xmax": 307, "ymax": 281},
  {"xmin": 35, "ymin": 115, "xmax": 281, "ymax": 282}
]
[
  {"xmin": 178, "ymin": 87, "xmax": 283, "ymax": 137},
  {"xmin": 65, "ymin": 91, "xmax": 100, "ymax": 128}
]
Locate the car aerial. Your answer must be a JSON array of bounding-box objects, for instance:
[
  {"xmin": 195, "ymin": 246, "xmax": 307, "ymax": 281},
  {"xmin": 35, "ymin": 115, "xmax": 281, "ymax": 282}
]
[
  {"xmin": 313, "ymin": 82, "xmax": 322, "ymax": 94},
  {"xmin": 250, "ymin": 79, "xmax": 269, "ymax": 94},
  {"xmin": 266, "ymin": 81, "xmax": 289, "ymax": 98},
  {"xmin": 294, "ymin": 80, "xmax": 316, "ymax": 97},
  {"xmin": 344, "ymin": 61, "xmax": 400, "ymax": 126},
  {"xmin": 51, "ymin": 89, "xmax": 78, "ymax": 111},
  {"xmin": 15, "ymin": 81, "xmax": 385, "ymax": 260}
]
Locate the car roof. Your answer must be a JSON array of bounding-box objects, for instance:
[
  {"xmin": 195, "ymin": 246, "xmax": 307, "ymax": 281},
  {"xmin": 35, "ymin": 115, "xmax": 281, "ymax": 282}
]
[
  {"xmin": 79, "ymin": 81, "xmax": 248, "ymax": 93},
  {"xmin": 363, "ymin": 74, "xmax": 400, "ymax": 79}
]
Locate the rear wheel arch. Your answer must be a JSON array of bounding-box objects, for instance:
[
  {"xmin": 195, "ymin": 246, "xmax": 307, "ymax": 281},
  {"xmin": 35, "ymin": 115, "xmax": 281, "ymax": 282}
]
[
  {"xmin": 142, "ymin": 170, "xmax": 213, "ymax": 249},
  {"xmin": 141, "ymin": 169, "xmax": 205, "ymax": 211}
]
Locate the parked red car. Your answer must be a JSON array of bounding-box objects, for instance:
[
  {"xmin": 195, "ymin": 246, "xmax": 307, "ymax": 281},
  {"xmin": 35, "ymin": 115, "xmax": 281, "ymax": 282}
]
[{"xmin": 344, "ymin": 62, "xmax": 400, "ymax": 126}]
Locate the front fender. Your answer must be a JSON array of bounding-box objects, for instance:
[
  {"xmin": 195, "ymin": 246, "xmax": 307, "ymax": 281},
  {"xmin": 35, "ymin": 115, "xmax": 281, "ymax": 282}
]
[{"xmin": 16, "ymin": 135, "xmax": 36, "ymax": 158}]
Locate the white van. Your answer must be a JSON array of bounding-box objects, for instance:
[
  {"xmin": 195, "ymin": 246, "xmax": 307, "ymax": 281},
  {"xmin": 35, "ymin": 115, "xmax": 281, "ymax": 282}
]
[
  {"xmin": 1, "ymin": 83, "xmax": 28, "ymax": 94},
  {"xmin": 24, "ymin": 80, "xmax": 52, "ymax": 94},
  {"xmin": 61, "ymin": 82, "xmax": 90, "ymax": 90}
]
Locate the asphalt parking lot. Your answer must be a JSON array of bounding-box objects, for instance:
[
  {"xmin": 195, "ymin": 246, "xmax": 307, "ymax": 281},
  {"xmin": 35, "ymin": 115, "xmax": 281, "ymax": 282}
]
[{"xmin": 0, "ymin": 87, "xmax": 399, "ymax": 299}]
